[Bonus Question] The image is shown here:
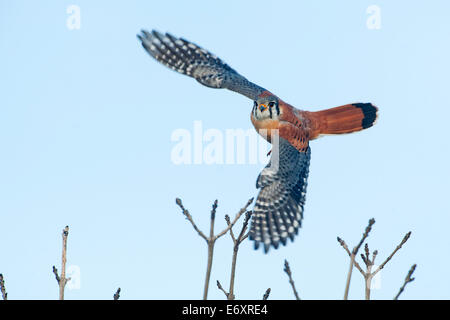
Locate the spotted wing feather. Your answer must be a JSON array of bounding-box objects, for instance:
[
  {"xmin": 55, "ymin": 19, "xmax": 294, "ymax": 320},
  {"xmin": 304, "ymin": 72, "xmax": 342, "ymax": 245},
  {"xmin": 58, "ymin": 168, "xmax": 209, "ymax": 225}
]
[
  {"xmin": 249, "ymin": 137, "xmax": 311, "ymax": 253},
  {"xmin": 137, "ymin": 30, "xmax": 266, "ymax": 100}
]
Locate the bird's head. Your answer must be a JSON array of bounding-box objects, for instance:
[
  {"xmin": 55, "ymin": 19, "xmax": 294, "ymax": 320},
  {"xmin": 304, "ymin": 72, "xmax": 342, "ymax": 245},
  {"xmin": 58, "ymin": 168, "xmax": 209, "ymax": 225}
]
[{"xmin": 252, "ymin": 94, "xmax": 281, "ymax": 121}]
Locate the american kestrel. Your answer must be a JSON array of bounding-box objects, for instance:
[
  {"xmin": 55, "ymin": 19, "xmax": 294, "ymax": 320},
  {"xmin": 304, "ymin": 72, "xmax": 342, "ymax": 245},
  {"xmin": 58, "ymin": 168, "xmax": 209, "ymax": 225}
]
[{"xmin": 138, "ymin": 30, "xmax": 378, "ymax": 253}]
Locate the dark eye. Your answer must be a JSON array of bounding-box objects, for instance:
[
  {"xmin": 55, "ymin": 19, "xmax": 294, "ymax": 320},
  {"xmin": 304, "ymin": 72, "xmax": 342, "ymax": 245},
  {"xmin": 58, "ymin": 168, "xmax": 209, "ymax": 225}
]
[
  {"xmin": 253, "ymin": 101, "xmax": 258, "ymax": 108},
  {"xmin": 269, "ymin": 102, "xmax": 275, "ymax": 107}
]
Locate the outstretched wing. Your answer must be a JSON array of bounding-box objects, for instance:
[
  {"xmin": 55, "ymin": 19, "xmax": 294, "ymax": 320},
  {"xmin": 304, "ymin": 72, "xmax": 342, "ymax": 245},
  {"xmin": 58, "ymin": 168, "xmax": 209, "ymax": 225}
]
[
  {"xmin": 249, "ymin": 137, "xmax": 311, "ymax": 253},
  {"xmin": 137, "ymin": 30, "xmax": 267, "ymax": 101}
]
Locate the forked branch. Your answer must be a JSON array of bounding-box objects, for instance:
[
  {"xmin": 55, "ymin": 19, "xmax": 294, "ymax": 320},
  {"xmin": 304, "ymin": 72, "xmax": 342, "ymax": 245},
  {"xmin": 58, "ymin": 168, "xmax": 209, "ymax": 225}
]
[
  {"xmin": 339, "ymin": 218, "xmax": 375, "ymax": 300},
  {"xmin": 217, "ymin": 211, "xmax": 252, "ymax": 300},
  {"xmin": 176, "ymin": 197, "xmax": 253, "ymax": 300},
  {"xmin": 338, "ymin": 222, "xmax": 415, "ymax": 300},
  {"xmin": 394, "ymin": 264, "xmax": 416, "ymax": 300}
]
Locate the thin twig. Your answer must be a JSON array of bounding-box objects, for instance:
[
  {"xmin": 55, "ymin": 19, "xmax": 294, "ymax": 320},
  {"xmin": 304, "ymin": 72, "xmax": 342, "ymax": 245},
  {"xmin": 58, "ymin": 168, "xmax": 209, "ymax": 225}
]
[
  {"xmin": 342, "ymin": 218, "xmax": 375, "ymax": 300},
  {"xmin": 114, "ymin": 287, "xmax": 121, "ymax": 300},
  {"xmin": 203, "ymin": 200, "xmax": 218, "ymax": 301},
  {"xmin": 263, "ymin": 288, "xmax": 271, "ymax": 300},
  {"xmin": 364, "ymin": 243, "xmax": 370, "ymax": 264},
  {"xmin": 175, "ymin": 198, "xmax": 208, "ymax": 241},
  {"xmin": 225, "ymin": 211, "xmax": 252, "ymax": 300},
  {"xmin": 176, "ymin": 197, "xmax": 253, "ymax": 300},
  {"xmin": 283, "ymin": 260, "xmax": 300, "ymax": 300},
  {"xmin": 52, "ymin": 266, "xmax": 61, "ymax": 284},
  {"xmin": 353, "ymin": 219, "xmax": 376, "ymax": 255},
  {"xmin": 372, "ymin": 232, "xmax": 412, "ymax": 277},
  {"xmin": 394, "ymin": 264, "xmax": 417, "ymax": 300},
  {"xmin": 216, "ymin": 280, "xmax": 229, "ymax": 298},
  {"xmin": 53, "ymin": 226, "xmax": 71, "ymax": 300},
  {"xmin": 0, "ymin": 274, "xmax": 7, "ymax": 300},
  {"xmin": 363, "ymin": 247, "xmax": 379, "ymax": 300},
  {"xmin": 372, "ymin": 250, "xmax": 378, "ymax": 265},
  {"xmin": 214, "ymin": 198, "xmax": 253, "ymax": 240},
  {"xmin": 338, "ymin": 224, "xmax": 413, "ymax": 300},
  {"xmin": 367, "ymin": 231, "xmax": 412, "ymax": 299},
  {"xmin": 236, "ymin": 212, "xmax": 252, "ymax": 246},
  {"xmin": 363, "ymin": 244, "xmax": 374, "ymax": 300},
  {"xmin": 337, "ymin": 237, "xmax": 365, "ymax": 276}
]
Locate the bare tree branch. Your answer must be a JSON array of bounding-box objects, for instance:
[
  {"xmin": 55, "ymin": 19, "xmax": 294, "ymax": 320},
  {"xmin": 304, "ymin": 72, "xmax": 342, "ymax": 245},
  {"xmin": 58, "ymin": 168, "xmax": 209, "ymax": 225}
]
[
  {"xmin": 353, "ymin": 218, "xmax": 376, "ymax": 255},
  {"xmin": 263, "ymin": 288, "xmax": 271, "ymax": 300},
  {"xmin": 372, "ymin": 232, "xmax": 412, "ymax": 277},
  {"xmin": 341, "ymin": 218, "xmax": 375, "ymax": 300},
  {"xmin": 175, "ymin": 198, "xmax": 208, "ymax": 242},
  {"xmin": 394, "ymin": 264, "xmax": 417, "ymax": 300},
  {"xmin": 363, "ymin": 243, "xmax": 374, "ymax": 300},
  {"xmin": 363, "ymin": 247, "xmax": 379, "ymax": 300},
  {"xmin": 0, "ymin": 274, "xmax": 7, "ymax": 300},
  {"xmin": 338, "ymin": 223, "xmax": 414, "ymax": 300},
  {"xmin": 113, "ymin": 287, "xmax": 121, "ymax": 300},
  {"xmin": 216, "ymin": 280, "xmax": 229, "ymax": 298},
  {"xmin": 214, "ymin": 198, "xmax": 253, "ymax": 240},
  {"xmin": 52, "ymin": 266, "xmax": 60, "ymax": 284},
  {"xmin": 176, "ymin": 197, "xmax": 253, "ymax": 300},
  {"xmin": 203, "ymin": 200, "xmax": 219, "ymax": 301},
  {"xmin": 372, "ymin": 250, "xmax": 378, "ymax": 266},
  {"xmin": 283, "ymin": 260, "xmax": 300, "ymax": 300},
  {"xmin": 53, "ymin": 226, "xmax": 71, "ymax": 300},
  {"xmin": 220, "ymin": 211, "xmax": 252, "ymax": 300},
  {"xmin": 337, "ymin": 237, "xmax": 365, "ymax": 276}
]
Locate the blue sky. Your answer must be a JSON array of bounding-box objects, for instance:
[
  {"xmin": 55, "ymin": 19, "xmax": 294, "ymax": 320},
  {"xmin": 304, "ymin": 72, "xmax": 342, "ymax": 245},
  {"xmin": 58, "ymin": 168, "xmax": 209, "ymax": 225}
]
[{"xmin": 1, "ymin": 0, "xmax": 449, "ymax": 300}]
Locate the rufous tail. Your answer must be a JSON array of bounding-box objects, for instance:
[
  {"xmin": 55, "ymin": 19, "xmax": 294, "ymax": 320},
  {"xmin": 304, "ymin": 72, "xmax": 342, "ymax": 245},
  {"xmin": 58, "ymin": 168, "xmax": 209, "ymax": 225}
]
[{"xmin": 312, "ymin": 103, "xmax": 378, "ymax": 138}]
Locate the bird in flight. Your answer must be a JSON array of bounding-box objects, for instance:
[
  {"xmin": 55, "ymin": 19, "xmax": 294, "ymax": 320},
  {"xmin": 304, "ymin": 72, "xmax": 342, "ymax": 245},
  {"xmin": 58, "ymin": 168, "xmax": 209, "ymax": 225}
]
[{"xmin": 137, "ymin": 30, "xmax": 378, "ymax": 253}]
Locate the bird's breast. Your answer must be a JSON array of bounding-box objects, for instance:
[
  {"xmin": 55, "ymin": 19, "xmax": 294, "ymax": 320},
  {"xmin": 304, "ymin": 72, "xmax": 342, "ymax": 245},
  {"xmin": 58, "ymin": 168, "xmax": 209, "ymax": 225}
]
[{"xmin": 250, "ymin": 116, "xmax": 281, "ymax": 142}]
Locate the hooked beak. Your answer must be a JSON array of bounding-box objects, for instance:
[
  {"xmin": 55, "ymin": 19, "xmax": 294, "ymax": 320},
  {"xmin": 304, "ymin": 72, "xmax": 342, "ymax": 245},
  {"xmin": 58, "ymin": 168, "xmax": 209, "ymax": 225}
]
[{"xmin": 259, "ymin": 104, "xmax": 267, "ymax": 112}]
